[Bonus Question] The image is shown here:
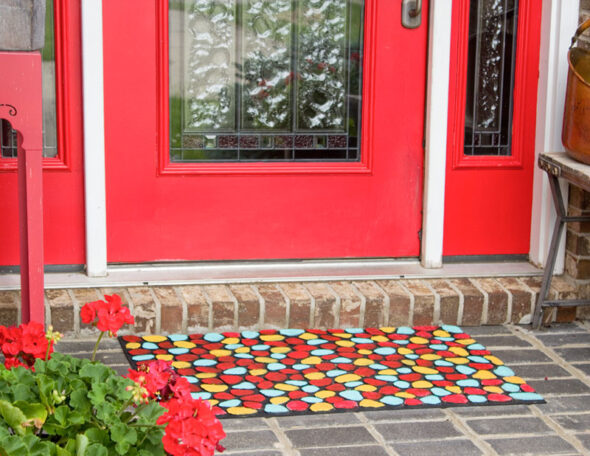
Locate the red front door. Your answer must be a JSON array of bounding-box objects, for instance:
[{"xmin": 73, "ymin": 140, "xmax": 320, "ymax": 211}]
[{"xmin": 103, "ymin": 0, "xmax": 428, "ymax": 263}]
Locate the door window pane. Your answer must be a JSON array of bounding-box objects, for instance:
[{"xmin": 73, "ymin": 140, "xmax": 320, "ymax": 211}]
[
  {"xmin": 464, "ymin": 0, "xmax": 518, "ymax": 156},
  {"xmin": 169, "ymin": 0, "xmax": 364, "ymax": 162}
]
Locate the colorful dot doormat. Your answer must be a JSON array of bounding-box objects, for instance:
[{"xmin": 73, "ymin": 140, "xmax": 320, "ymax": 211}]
[{"xmin": 119, "ymin": 325, "xmax": 544, "ymax": 418}]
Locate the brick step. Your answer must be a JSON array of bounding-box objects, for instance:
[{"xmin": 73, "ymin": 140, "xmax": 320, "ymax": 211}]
[{"xmin": 0, "ymin": 276, "xmax": 586, "ymax": 335}]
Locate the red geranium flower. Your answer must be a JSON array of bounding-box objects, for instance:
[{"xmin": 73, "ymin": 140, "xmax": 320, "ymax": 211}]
[{"xmin": 81, "ymin": 294, "xmax": 134, "ymax": 337}]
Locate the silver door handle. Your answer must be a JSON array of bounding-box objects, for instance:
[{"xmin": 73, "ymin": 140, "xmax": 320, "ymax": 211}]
[{"xmin": 402, "ymin": 0, "xmax": 422, "ymax": 29}]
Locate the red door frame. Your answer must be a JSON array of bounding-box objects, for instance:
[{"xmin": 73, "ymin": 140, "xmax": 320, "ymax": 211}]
[
  {"xmin": 443, "ymin": 0, "xmax": 542, "ymax": 256},
  {"xmin": 0, "ymin": 0, "xmax": 86, "ymax": 267}
]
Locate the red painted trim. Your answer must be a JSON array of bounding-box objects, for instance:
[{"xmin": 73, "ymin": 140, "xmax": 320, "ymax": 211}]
[
  {"xmin": 0, "ymin": 0, "xmax": 71, "ymax": 172},
  {"xmin": 448, "ymin": 0, "xmax": 538, "ymax": 170},
  {"xmin": 156, "ymin": 0, "xmax": 374, "ymax": 176}
]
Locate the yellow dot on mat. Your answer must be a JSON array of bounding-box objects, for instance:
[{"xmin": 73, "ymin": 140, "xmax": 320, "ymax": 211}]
[
  {"xmin": 271, "ymin": 346, "xmax": 291, "ymax": 354},
  {"xmin": 126, "ymin": 343, "xmax": 140, "ymax": 349},
  {"xmin": 336, "ymin": 340, "xmax": 355, "ymax": 347},
  {"xmin": 196, "ymin": 373, "xmax": 216, "ymax": 379},
  {"xmin": 315, "ymin": 390, "xmax": 335, "ymax": 399},
  {"xmin": 222, "ymin": 337, "xmax": 240, "ymax": 345},
  {"xmin": 354, "ymin": 358, "xmax": 373, "ymax": 366},
  {"xmin": 484, "ymin": 355, "xmax": 504, "ymax": 366},
  {"xmin": 333, "ymin": 333, "xmax": 352, "ymax": 339},
  {"xmin": 270, "ymin": 396, "xmax": 289, "ymax": 405},
  {"xmin": 413, "ymin": 366, "xmax": 438, "ymax": 375},
  {"xmin": 235, "ymin": 347, "xmax": 250, "ymax": 354},
  {"xmin": 446, "ymin": 357, "xmax": 470, "ymax": 365},
  {"xmin": 208, "ymin": 400, "xmax": 219, "ymax": 406},
  {"xmin": 473, "ymin": 370, "xmax": 496, "ymax": 380},
  {"xmin": 302, "ymin": 357, "xmax": 322, "ymax": 365},
  {"xmin": 227, "ymin": 407, "xmax": 257, "ymax": 416},
  {"xmin": 171, "ymin": 361, "xmax": 191, "ymax": 369},
  {"xmin": 335, "ymin": 374, "xmax": 361, "ymax": 383},
  {"xmin": 398, "ymin": 347, "xmax": 413, "ymax": 355},
  {"xmin": 457, "ymin": 338, "xmax": 476, "ymax": 346},
  {"xmin": 355, "ymin": 384, "xmax": 377, "ymax": 392},
  {"xmin": 360, "ymin": 399, "xmax": 385, "ymax": 408},
  {"xmin": 299, "ymin": 332, "xmax": 318, "ymax": 340},
  {"xmin": 449, "ymin": 347, "xmax": 469, "ymax": 357},
  {"xmin": 305, "ymin": 372, "xmax": 325, "ymax": 380},
  {"xmin": 357, "ymin": 350, "xmax": 373, "ymax": 356},
  {"xmin": 380, "ymin": 327, "xmax": 396, "ymax": 333},
  {"xmin": 504, "ymin": 376, "xmax": 525, "ymax": 384},
  {"xmin": 484, "ymin": 386, "xmax": 503, "ymax": 394},
  {"xmin": 201, "ymin": 384, "xmax": 228, "ymax": 393},
  {"xmin": 380, "ymin": 369, "xmax": 398, "ymax": 376},
  {"xmin": 412, "ymin": 381, "xmax": 433, "ymax": 389},
  {"xmin": 395, "ymin": 392, "xmax": 415, "ymax": 399},
  {"xmin": 143, "ymin": 335, "xmax": 167, "ymax": 343},
  {"xmin": 433, "ymin": 330, "xmax": 450, "ymax": 338},
  {"xmin": 410, "ymin": 337, "xmax": 429, "ymax": 344},
  {"xmin": 260, "ymin": 334, "xmax": 285, "ymax": 342},
  {"xmin": 445, "ymin": 386, "xmax": 462, "ymax": 394},
  {"xmin": 174, "ymin": 341, "xmax": 196, "ymax": 349},
  {"xmin": 310, "ymin": 402, "xmax": 333, "ymax": 412},
  {"xmin": 156, "ymin": 355, "xmax": 173, "ymax": 361},
  {"xmin": 255, "ymin": 357, "xmax": 275, "ymax": 364},
  {"xmin": 210, "ymin": 349, "xmax": 232, "ymax": 357},
  {"xmin": 275, "ymin": 383, "xmax": 298, "ymax": 392},
  {"xmin": 249, "ymin": 369, "xmax": 268, "ymax": 376},
  {"xmin": 371, "ymin": 336, "xmax": 389, "ymax": 343},
  {"xmin": 401, "ymin": 360, "xmax": 416, "ymax": 366},
  {"xmin": 421, "ymin": 354, "xmax": 441, "ymax": 361}
]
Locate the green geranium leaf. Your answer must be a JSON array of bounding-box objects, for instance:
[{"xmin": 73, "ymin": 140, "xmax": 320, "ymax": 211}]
[
  {"xmin": 13, "ymin": 401, "xmax": 47, "ymax": 429},
  {"xmin": 85, "ymin": 443, "xmax": 108, "ymax": 456},
  {"xmin": 76, "ymin": 433, "xmax": 89, "ymax": 456},
  {"xmin": 69, "ymin": 389, "xmax": 91, "ymax": 414},
  {"xmin": 0, "ymin": 399, "xmax": 29, "ymax": 436},
  {"xmin": 79, "ymin": 364, "xmax": 110, "ymax": 384}
]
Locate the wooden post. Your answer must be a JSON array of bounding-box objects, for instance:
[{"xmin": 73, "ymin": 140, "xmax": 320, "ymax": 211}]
[{"xmin": 0, "ymin": 52, "xmax": 45, "ymax": 324}]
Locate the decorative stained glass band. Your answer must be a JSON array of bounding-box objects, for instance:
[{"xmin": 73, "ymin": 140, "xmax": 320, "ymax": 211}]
[
  {"xmin": 169, "ymin": 0, "xmax": 364, "ymax": 162},
  {"xmin": 464, "ymin": 0, "xmax": 518, "ymax": 157}
]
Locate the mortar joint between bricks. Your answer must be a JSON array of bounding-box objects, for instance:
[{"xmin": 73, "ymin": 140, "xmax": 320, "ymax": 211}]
[
  {"xmin": 42, "ymin": 293, "xmax": 49, "ymax": 330},
  {"xmin": 516, "ymin": 277, "xmax": 541, "ymax": 325},
  {"xmin": 468, "ymin": 278, "xmax": 489, "ymax": 326},
  {"xmin": 397, "ymin": 281, "xmax": 415, "ymax": 327},
  {"xmin": 325, "ymin": 283, "xmax": 342, "ymax": 328},
  {"xmin": 349, "ymin": 282, "xmax": 367, "ymax": 328},
  {"xmin": 275, "ymin": 284, "xmax": 292, "ymax": 329},
  {"xmin": 445, "ymin": 280, "xmax": 465, "ymax": 327},
  {"xmin": 172, "ymin": 286, "xmax": 189, "ymax": 333},
  {"xmin": 200, "ymin": 287, "xmax": 215, "ymax": 332},
  {"xmin": 66, "ymin": 289, "xmax": 81, "ymax": 335},
  {"xmin": 223, "ymin": 285, "xmax": 240, "ymax": 330},
  {"xmin": 370, "ymin": 280, "xmax": 391, "ymax": 327},
  {"xmin": 529, "ymin": 404, "xmax": 590, "ymax": 455},
  {"xmin": 423, "ymin": 281, "xmax": 442, "ymax": 326},
  {"xmin": 250, "ymin": 284, "xmax": 265, "ymax": 329},
  {"xmin": 148, "ymin": 288, "xmax": 163, "ymax": 334},
  {"xmin": 298, "ymin": 283, "xmax": 316, "ymax": 328},
  {"xmin": 495, "ymin": 279, "xmax": 515, "ymax": 325}
]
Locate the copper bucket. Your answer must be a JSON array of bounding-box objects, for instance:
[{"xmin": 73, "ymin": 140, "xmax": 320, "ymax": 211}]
[{"xmin": 563, "ymin": 19, "xmax": 590, "ymax": 164}]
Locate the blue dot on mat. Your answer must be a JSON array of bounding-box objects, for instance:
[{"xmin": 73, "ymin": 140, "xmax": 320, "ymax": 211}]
[
  {"xmin": 457, "ymin": 379, "xmax": 480, "ymax": 388},
  {"xmin": 252, "ymin": 344, "xmax": 270, "ymax": 351},
  {"xmin": 345, "ymin": 328, "xmax": 364, "ymax": 334},
  {"xmin": 468, "ymin": 395, "xmax": 487, "ymax": 404},
  {"xmin": 345, "ymin": 382, "xmax": 363, "ymax": 388},
  {"xmin": 307, "ymin": 339, "xmax": 328, "ymax": 346},
  {"xmin": 303, "ymin": 385, "xmax": 320, "ymax": 393},
  {"xmin": 267, "ymin": 363, "xmax": 286, "ymax": 371},
  {"xmin": 374, "ymin": 347, "xmax": 396, "ymax": 355},
  {"xmin": 351, "ymin": 337, "xmax": 372, "ymax": 344},
  {"xmin": 340, "ymin": 390, "xmax": 364, "ymax": 402},
  {"xmin": 235, "ymin": 353, "xmax": 254, "ymax": 359},
  {"xmin": 370, "ymin": 363, "xmax": 388, "ymax": 370},
  {"xmin": 271, "ymin": 353, "xmax": 286, "ymax": 360},
  {"xmin": 224, "ymin": 367, "xmax": 247, "ymax": 375},
  {"xmin": 333, "ymin": 357, "xmax": 353, "ymax": 364},
  {"xmin": 326, "ymin": 370, "xmax": 347, "ymax": 378},
  {"xmin": 265, "ymin": 404, "xmax": 289, "ymax": 414},
  {"xmin": 397, "ymin": 367, "xmax": 412, "ymax": 374},
  {"xmin": 425, "ymin": 374, "xmax": 444, "ymax": 381},
  {"xmin": 141, "ymin": 343, "xmax": 159, "ymax": 350},
  {"xmin": 194, "ymin": 359, "xmax": 217, "ymax": 367},
  {"xmin": 261, "ymin": 389, "xmax": 284, "ymax": 397},
  {"xmin": 183, "ymin": 376, "xmax": 198, "ymax": 384},
  {"xmin": 302, "ymin": 397, "xmax": 322, "ymax": 404},
  {"xmin": 494, "ymin": 366, "xmax": 515, "ymax": 377},
  {"xmin": 203, "ymin": 333, "xmax": 224, "ymax": 343},
  {"xmin": 233, "ymin": 382, "xmax": 255, "ymax": 390},
  {"xmin": 467, "ymin": 343, "xmax": 486, "ymax": 350},
  {"xmin": 286, "ymin": 380, "xmax": 307, "ymax": 387},
  {"xmin": 468, "ymin": 356, "xmax": 490, "ymax": 364},
  {"xmin": 280, "ymin": 329, "xmax": 305, "ymax": 337},
  {"xmin": 510, "ymin": 392, "xmax": 543, "ymax": 401},
  {"xmin": 429, "ymin": 344, "xmax": 448, "ymax": 351},
  {"xmin": 406, "ymin": 354, "xmax": 419, "ymax": 360},
  {"xmin": 169, "ymin": 348, "xmax": 189, "ymax": 355},
  {"xmin": 394, "ymin": 381, "xmax": 410, "ymax": 389},
  {"xmin": 225, "ymin": 344, "xmax": 243, "ymax": 350},
  {"xmin": 457, "ymin": 365, "xmax": 477, "ymax": 376},
  {"xmin": 397, "ymin": 327, "xmax": 415, "ymax": 335},
  {"xmin": 219, "ymin": 399, "xmax": 241, "ymax": 408},
  {"xmin": 312, "ymin": 349, "xmax": 334, "ymax": 356},
  {"xmin": 502, "ymin": 383, "xmax": 521, "ymax": 393},
  {"xmin": 420, "ymin": 395, "xmax": 441, "ymax": 405},
  {"xmin": 191, "ymin": 392, "xmax": 211, "ymax": 400},
  {"xmin": 132, "ymin": 354, "xmax": 155, "ymax": 361},
  {"xmin": 242, "ymin": 331, "xmax": 259, "ymax": 339},
  {"xmin": 381, "ymin": 396, "xmax": 404, "ymax": 406},
  {"xmin": 431, "ymin": 387, "xmax": 451, "ymax": 397},
  {"xmin": 441, "ymin": 325, "xmax": 463, "ymax": 333},
  {"xmin": 375, "ymin": 375, "xmax": 398, "ymax": 383},
  {"xmin": 168, "ymin": 334, "xmax": 188, "ymax": 341},
  {"xmin": 294, "ymin": 364, "xmax": 310, "ymax": 370},
  {"xmin": 434, "ymin": 360, "xmax": 454, "ymax": 367}
]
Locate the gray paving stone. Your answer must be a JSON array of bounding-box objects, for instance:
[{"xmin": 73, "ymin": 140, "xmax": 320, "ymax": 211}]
[
  {"xmin": 576, "ymin": 433, "xmax": 590, "ymax": 451},
  {"xmin": 511, "ymin": 363, "xmax": 572, "ymax": 379},
  {"xmin": 485, "ymin": 436, "xmax": 576, "ymax": 455},
  {"xmin": 464, "ymin": 326, "xmax": 512, "ymax": 335},
  {"xmin": 573, "ymin": 363, "xmax": 590, "ymax": 377},
  {"xmin": 554, "ymin": 347, "xmax": 590, "ymax": 363},
  {"xmin": 275, "ymin": 413, "xmax": 360, "ymax": 429},
  {"xmin": 374, "ymin": 420, "xmax": 463, "ymax": 442},
  {"xmin": 537, "ymin": 394, "xmax": 590, "ymax": 414},
  {"xmin": 450, "ymin": 405, "xmax": 533, "ymax": 418},
  {"xmin": 528, "ymin": 378, "xmax": 590, "ymax": 395},
  {"xmin": 57, "ymin": 339, "xmax": 121, "ymax": 352},
  {"xmin": 491, "ymin": 349, "xmax": 553, "ymax": 364},
  {"xmin": 552, "ymin": 413, "xmax": 590, "ymax": 432},
  {"xmin": 473, "ymin": 335, "xmax": 532, "ymax": 347},
  {"xmin": 465, "ymin": 417, "xmax": 551, "ymax": 435},
  {"xmin": 391, "ymin": 439, "xmax": 483, "ymax": 456},
  {"xmin": 220, "ymin": 418, "xmax": 270, "ymax": 431},
  {"xmin": 362, "ymin": 408, "xmax": 446, "ymax": 422},
  {"xmin": 286, "ymin": 426, "xmax": 377, "ymax": 448},
  {"xmin": 533, "ymin": 324, "xmax": 588, "ymax": 334},
  {"xmin": 222, "ymin": 430, "xmax": 280, "ymax": 451},
  {"xmin": 535, "ymin": 333, "xmax": 590, "ymax": 347},
  {"xmin": 68, "ymin": 351, "xmax": 129, "ymax": 365},
  {"xmin": 297, "ymin": 446, "xmax": 390, "ymax": 456},
  {"xmin": 223, "ymin": 452, "xmax": 283, "ymax": 456}
]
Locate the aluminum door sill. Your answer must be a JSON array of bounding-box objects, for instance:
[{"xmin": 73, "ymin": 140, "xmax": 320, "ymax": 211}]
[{"xmin": 0, "ymin": 259, "xmax": 542, "ymax": 290}]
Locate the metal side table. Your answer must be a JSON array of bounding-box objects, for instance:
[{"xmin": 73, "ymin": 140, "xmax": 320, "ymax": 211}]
[{"xmin": 533, "ymin": 152, "xmax": 590, "ymax": 328}]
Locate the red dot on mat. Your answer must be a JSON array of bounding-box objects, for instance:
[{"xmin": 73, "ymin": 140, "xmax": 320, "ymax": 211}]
[
  {"xmin": 488, "ymin": 394, "xmax": 512, "ymax": 402},
  {"xmin": 287, "ymin": 400, "xmax": 309, "ymax": 411},
  {"xmin": 442, "ymin": 394, "xmax": 469, "ymax": 404},
  {"xmin": 334, "ymin": 400, "xmax": 358, "ymax": 409}
]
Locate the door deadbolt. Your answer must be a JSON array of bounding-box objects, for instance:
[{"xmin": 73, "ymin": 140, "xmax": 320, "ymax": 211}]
[{"xmin": 402, "ymin": 0, "xmax": 422, "ymax": 29}]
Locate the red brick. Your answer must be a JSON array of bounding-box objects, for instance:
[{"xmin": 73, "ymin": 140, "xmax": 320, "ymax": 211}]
[
  {"xmin": 402, "ymin": 280, "xmax": 434, "ymax": 326},
  {"xmin": 497, "ymin": 278, "xmax": 534, "ymax": 324},
  {"xmin": 304, "ymin": 283, "xmax": 337, "ymax": 329},
  {"xmin": 70, "ymin": 288, "xmax": 101, "ymax": 306},
  {"xmin": 473, "ymin": 278, "xmax": 509, "ymax": 325},
  {"xmin": 204, "ymin": 285, "xmax": 235, "ymax": 330},
  {"xmin": 46, "ymin": 289, "xmax": 74, "ymax": 334},
  {"xmin": 229, "ymin": 285, "xmax": 260, "ymax": 328},
  {"xmin": 329, "ymin": 282, "xmax": 362, "ymax": 328},
  {"xmin": 279, "ymin": 283, "xmax": 311, "ymax": 329},
  {"xmin": 99, "ymin": 288, "xmax": 130, "ymax": 307},
  {"xmin": 257, "ymin": 284, "xmax": 287, "ymax": 328},
  {"xmin": 154, "ymin": 287, "xmax": 183, "ymax": 334},
  {"xmin": 549, "ymin": 277, "xmax": 578, "ymax": 323},
  {"xmin": 0, "ymin": 291, "xmax": 19, "ymax": 327},
  {"xmin": 430, "ymin": 280, "xmax": 460, "ymax": 325},
  {"xmin": 354, "ymin": 281, "xmax": 387, "ymax": 328},
  {"xmin": 375, "ymin": 280, "xmax": 411, "ymax": 326},
  {"xmin": 128, "ymin": 287, "xmax": 157, "ymax": 334},
  {"xmin": 448, "ymin": 279, "xmax": 484, "ymax": 326},
  {"xmin": 179, "ymin": 286, "xmax": 209, "ymax": 331}
]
